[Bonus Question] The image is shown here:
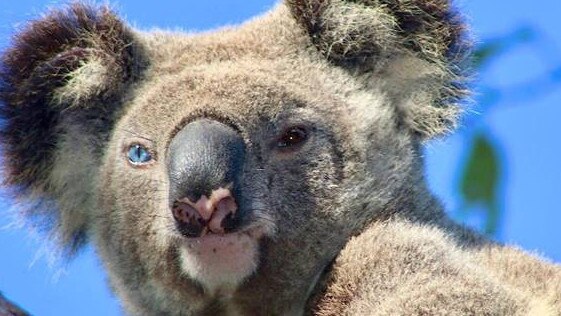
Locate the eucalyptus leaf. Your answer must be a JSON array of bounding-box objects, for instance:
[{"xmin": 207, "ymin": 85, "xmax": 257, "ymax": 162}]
[
  {"xmin": 473, "ymin": 26, "xmax": 536, "ymax": 69},
  {"xmin": 459, "ymin": 133, "xmax": 502, "ymax": 235}
]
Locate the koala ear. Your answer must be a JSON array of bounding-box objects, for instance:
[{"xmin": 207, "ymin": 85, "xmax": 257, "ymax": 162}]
[
  {"xmin": 0, "ymin": 4, "xmax": 143, "ymax": 254},
  {"xmin": 286, "ymin": 0, "xmax": 469, "ymax": 138}
]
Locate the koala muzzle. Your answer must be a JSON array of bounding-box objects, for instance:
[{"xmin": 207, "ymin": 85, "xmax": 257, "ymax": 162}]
[{"xmin": 168, "ymin": 119, "xmax": 245, "ymax": 237}]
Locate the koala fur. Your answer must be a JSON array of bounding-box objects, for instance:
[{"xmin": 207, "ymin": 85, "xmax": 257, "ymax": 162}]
[{"xmin": 0, "ymin": 1, "xmax": 559, "ymax": 315}]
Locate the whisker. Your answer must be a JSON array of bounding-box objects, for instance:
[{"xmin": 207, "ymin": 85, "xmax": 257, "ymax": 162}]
[{"xmin": 118, "ymin": 128, "xmax": 158, "ymax": 144}]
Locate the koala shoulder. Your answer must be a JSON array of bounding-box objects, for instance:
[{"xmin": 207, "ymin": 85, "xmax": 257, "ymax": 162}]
[
  {"xmin": 474, "ymin": 245, "xmax": 561, "ymax": 314},
  {"xmin": 311, "ymin": 220, "xmax": 559, "ymax": 315}
]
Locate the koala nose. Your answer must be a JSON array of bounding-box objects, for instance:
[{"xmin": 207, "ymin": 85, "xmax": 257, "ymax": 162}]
[{"xmin": 167, "ymin": 119, "xmax": 245, "ymax": 237}]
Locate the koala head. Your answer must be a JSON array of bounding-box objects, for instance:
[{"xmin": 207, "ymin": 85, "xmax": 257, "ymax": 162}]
[{"xmin": 0, "ymin": 1, "xmax": 467, "ymax": 314}]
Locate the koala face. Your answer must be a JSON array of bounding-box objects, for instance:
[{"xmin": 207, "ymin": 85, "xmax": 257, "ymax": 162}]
[
  {"xmin": 0, "ymin": 1, "xmax": 466, "ymax": 314},
  {"xmin": 98, "ymin": 57, "xmax": 394, "ymax": 312}
]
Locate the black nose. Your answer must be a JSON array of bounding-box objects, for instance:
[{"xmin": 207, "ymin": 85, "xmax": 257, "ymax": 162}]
[{"xmin": 167, "ymin": 118, "xmax": 245, "ymax": 237}]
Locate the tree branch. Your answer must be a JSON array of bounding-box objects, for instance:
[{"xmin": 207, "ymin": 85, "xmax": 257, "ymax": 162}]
[{"xmin": 0, "ymin": 293, "xmax": 29, "ymax": 316}]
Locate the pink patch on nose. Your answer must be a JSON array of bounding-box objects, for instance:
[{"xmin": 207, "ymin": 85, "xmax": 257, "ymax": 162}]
[
  {"xmin": 193, "ymin": 195, "xmax": 213, "ymax": 221},
  {"xmin": 175, "ymin": 187, "xmax": 238, "ymax": 236}
]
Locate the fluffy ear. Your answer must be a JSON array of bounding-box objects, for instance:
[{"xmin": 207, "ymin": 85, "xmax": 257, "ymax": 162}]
[
  {"xmin": 286, "ymin": 0, "xmax": 469, "ymax": 138},
  {"xmin": 0, "ymin": 4, "xmax": 144, "ymax": 254}
]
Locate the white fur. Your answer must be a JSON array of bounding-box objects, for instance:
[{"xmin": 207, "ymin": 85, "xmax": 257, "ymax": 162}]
[{"xmin": 179, "ymin": 233, "xmax": 260, "ymax": 295}]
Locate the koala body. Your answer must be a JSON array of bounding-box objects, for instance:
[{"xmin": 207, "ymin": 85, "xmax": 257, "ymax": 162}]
[{"xmin": 0, "ymin": 1, "xmax": 559, "ymax": 315}]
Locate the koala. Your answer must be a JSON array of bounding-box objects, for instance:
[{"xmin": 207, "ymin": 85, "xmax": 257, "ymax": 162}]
[{"xmin": 1, "ymin": 1, "xmax": 560, "ymax": 315}]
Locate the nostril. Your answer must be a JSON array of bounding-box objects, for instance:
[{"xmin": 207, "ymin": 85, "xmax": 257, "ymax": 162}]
[
  {"xmin": 208, "ymin": 196, "xmax": 238, "ymax": 234},
  {"xmin": 172, "ymin": 201, "xmax": 207, "ymax": 237},
  {"xmin": 217, "ymin": 196, "xmax": 237, "ymax": 216},
  {"xmin": 221, "ymin": 211, "xmax": 239, "ymax": 233}
]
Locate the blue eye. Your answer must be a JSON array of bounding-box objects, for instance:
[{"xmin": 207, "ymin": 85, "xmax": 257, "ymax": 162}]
[{"xmin": 127, "ymin": 144, "xmax": 152, "ymax": 165}]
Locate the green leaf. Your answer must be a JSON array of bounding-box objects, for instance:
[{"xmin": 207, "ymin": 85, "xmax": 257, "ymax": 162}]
[
  {"xmin": 459, "ymin": 133, "xmax": 502, "ymax": 235},
  {"xmin": 473, "ymin": 26, "xmax": 536, "ymax": 69},
  {"xmin": 473, "ymin": 42, "xmax": 506, "ymax": 68}
]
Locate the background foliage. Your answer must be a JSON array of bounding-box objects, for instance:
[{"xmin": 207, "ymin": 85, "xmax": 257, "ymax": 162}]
[{"xmin": 457, "ymin": 26, "xmax": 561, "ymax": 236}]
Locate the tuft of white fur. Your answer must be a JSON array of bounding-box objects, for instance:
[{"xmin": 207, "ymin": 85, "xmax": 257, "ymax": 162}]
[{"xmin": 53, "ymin": 57, "xmax": 111, "ymax": 107}]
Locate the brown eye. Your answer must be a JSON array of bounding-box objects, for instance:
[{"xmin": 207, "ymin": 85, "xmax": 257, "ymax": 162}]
[{"xmin": 276, "ymin": 126, "xmax": 308, "ymax": 149}]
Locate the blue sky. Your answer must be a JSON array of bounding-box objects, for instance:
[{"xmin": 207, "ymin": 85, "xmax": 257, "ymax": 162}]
[{"xmin": 1, "ymin": 1, "xmax": 560, "ymax": 315}]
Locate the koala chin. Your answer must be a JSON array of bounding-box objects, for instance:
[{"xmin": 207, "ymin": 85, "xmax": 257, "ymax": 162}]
[
  {"xmin": 1, "ymin": 1, "xmax": 560, "ymax": 315},
  {"xmin": 178, "ymin": 231, "xmax": 261, "ymax": 294}
]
